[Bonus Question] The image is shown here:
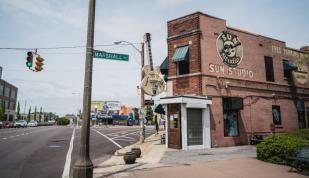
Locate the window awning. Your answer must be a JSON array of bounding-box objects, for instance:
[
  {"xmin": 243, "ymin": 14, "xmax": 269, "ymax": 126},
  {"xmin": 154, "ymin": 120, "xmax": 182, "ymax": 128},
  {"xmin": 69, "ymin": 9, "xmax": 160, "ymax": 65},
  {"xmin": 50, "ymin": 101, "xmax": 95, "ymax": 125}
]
[
  {"xmin": 154, "ymin": 104, "xmax": 165, "ymax": 115},
  {"xmin": 160, "ymin": 57, "xmax": 168, "ymax": 75},
  {"xmin": 283, "ymin": 61, "xmax": 298, "ymax": 71},
  {"xmin": 172, "ymin": 46, "xmax": 189, "ymax": 63}
]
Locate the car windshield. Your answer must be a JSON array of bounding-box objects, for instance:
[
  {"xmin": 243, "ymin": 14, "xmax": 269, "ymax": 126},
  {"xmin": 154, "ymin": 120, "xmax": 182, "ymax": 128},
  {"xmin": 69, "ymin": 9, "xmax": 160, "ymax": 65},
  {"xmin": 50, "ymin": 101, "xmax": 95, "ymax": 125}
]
[{"xmin": 17, "ymin": 120, "xmax": 25, "ymax": 123}]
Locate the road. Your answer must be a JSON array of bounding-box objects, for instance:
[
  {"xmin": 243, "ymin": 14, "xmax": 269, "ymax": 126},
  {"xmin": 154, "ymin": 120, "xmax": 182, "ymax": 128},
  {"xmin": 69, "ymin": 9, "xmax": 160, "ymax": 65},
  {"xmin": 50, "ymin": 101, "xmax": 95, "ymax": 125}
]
[{"xmin": 0, "ymin": 126, "xmax": 155, "ymax": 178}]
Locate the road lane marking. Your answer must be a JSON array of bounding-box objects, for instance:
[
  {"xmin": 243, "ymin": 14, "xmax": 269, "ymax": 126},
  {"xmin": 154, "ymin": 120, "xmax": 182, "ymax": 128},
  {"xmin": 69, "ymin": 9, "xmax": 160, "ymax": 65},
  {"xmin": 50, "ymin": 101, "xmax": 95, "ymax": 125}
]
[
  {"xmin": 2, "ymin": 138, "xmax": 7, "ymax": 140},
  {"xmin": 16, "ymin": 135, "xmax": 20, "ymax": 137},
  {"xmin": 92, "ymin": 129, "xmax": 122, "ymax": 149},
  {"xmin": 62, "ymin": 128, "xmax": 75, "ymax": 178}
]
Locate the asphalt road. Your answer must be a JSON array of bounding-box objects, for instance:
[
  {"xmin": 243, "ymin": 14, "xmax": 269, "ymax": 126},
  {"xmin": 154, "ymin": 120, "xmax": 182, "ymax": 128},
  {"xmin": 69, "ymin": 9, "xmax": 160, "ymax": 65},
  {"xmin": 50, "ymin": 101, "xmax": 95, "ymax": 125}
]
[{"xmin": 0, "ymin": 126, "xmax": 155, "ymax": 178}]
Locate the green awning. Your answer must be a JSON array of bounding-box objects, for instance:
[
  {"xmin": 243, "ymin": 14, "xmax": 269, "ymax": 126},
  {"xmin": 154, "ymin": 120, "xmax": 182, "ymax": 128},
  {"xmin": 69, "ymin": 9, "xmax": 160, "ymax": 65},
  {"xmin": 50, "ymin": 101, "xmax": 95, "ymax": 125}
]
[
  {"xmin": 154, "ymin": 104, "xmax": 165, "ymax": 115},
  {"xmin": 160, "ymin": 57, "xmax": 168, "ymax": 75},
  {"xmin": 283, "ymin": 61, "xmax": 297, "ymax": 71},
  {"xmin": 172, "ymin": 46, "xmax": 189, "ymax": 63}
]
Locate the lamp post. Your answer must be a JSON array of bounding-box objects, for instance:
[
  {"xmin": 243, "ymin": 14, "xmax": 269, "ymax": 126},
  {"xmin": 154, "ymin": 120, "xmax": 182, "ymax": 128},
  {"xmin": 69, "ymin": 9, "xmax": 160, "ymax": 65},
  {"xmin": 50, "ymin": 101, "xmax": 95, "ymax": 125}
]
[
  {"xmin": 114, "ymin": 40, "xmax": 145, "ymax": 143},
  {"xmin": 73, "ymin": 0, "xmax": 95, "ymax": 177},
  {"xmin": 72, "ymin": 92, "xmax": 81, "ymax": 127}
]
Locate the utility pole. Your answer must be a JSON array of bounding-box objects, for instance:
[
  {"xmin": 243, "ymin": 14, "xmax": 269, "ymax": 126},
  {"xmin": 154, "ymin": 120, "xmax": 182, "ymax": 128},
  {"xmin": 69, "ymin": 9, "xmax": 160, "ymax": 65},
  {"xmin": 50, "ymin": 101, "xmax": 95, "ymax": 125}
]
[
  {"xmin": 140, "ymin": 42, "xmax": 145, "ymax": 143},
  {"xmin": 73, "ymin": 0, "xmax": 95, "ymax": 177}
]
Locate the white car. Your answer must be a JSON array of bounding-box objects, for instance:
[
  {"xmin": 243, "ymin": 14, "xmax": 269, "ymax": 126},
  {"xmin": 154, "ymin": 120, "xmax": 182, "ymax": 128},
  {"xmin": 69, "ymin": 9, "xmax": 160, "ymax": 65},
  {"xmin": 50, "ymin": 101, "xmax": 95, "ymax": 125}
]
[
  {"xmin": 27, "ymin": 120, "xmax": 38, "ymax": 127},
  {"xmin": 14, "ymin": 120, "xmax": 28, "ymax": 128}
]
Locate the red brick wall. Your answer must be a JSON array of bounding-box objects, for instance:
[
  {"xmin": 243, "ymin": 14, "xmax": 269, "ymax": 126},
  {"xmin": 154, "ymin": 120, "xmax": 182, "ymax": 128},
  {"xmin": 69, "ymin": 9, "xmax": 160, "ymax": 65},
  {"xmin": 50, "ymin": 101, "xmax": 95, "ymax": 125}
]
[{"xmin": 166, "ymin": 12, "xmax": 309, "ymax": 147}]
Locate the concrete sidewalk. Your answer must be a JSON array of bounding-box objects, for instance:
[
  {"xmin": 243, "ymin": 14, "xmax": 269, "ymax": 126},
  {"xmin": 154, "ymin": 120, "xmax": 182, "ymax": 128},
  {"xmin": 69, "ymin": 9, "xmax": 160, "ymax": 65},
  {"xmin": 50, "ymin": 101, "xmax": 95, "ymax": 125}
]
[
  {"xmin": 109, "ymin": 158, "xmax": 308, "ymax": 178},
  {"xmin": 93, "ymin": 131, "xmax": 307, "ymax": 178},
  {"xmin": 93, "ymin": 131, "xmax": 166, "ymax": 178}
]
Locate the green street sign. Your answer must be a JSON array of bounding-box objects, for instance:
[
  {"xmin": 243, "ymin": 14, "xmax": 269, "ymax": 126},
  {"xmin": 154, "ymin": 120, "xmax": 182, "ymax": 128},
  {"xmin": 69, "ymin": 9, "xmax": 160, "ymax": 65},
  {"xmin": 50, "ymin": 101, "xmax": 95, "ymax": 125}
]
[{"xmin": 93, "ymin": 50, "xmax": 129, "ymax": 61}]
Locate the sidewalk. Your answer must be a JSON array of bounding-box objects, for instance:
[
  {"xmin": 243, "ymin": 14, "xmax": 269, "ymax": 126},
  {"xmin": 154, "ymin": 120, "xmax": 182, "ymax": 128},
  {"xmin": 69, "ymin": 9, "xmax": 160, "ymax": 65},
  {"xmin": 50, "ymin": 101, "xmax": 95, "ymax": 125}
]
[
  {"xmin": 93, "ymin": 132, "xmax": 307, "ymax": 178},
  {"xmin": 93, "ymin": 131, "xmax": 166, "ymax": 178},
  {"xmin": 109, "ymin": 158, "xmax": 308, "ymax": 178}
]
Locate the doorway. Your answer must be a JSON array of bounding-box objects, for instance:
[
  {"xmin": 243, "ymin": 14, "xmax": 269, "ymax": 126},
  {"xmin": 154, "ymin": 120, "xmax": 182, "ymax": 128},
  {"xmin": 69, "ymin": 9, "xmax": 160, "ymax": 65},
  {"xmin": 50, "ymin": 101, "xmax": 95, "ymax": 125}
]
[
  {"xmin": 168, "ymin": 104, "xmax": 181, "ymax": 149},
  {"xmin": 187, "ymin": 109, "xmax": 203, "ymax": 146}
]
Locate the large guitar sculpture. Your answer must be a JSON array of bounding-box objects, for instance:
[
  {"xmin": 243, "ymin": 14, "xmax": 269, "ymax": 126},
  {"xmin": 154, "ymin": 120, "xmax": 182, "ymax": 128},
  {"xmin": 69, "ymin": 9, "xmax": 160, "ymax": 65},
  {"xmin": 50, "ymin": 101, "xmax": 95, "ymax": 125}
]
[{"xmin": 141, "ymin": 33, "xmax": 166, "ymax": 96}]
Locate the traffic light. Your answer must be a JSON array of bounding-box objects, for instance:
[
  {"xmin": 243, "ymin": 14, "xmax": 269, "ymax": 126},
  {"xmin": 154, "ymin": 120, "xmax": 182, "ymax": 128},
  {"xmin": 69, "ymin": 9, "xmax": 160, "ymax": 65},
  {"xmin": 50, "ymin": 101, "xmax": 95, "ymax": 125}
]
[
  {"xmin": 34, "ymin": 54, "xmax": 44, "ymax": 72},
  {"xmin": 26, "ymin": 51, "xmax": 33, "ymax": 68}
]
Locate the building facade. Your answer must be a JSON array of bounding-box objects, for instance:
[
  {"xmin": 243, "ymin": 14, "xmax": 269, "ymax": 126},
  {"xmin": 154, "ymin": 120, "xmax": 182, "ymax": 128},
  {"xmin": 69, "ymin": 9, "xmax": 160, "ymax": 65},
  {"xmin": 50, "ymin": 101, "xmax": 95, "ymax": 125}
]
[
  {"xmin": 161, "ymin": 12, "xmax": 309, "ymax": 149},
  {"xmin": 0, "ymin": 79, "xmax": 18, "ymax": 122}
]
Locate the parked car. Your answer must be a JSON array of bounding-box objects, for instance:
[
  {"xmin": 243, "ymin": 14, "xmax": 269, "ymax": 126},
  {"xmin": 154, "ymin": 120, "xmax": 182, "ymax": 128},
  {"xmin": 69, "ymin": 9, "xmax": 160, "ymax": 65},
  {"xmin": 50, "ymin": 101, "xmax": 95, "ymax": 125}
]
[
  {"xmin": 4, "ymin": 122, "xmax": 14, "ymax": 128},
  {"xmin": 14, "ymin": 120, "xmax": 28, "ymax": 128},
  {"xmin": 0, "ymin": 121, "xmax": 3, "ymax": 129},
  {"xmin": 27, "ymin": 120, "xmax": 38, "ymax": 127}
]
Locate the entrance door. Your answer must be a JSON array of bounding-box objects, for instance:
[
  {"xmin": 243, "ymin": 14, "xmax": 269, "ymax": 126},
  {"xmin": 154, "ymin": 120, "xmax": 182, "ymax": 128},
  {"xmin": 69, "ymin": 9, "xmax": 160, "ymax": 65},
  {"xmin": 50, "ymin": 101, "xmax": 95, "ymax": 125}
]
[
  {"xmin": 187, "ymin": 109, "xmax": 203, "ymax": 146},
  {"xmin": 168, "ymin": 104, "xmax": 181, "ymax": 149}
]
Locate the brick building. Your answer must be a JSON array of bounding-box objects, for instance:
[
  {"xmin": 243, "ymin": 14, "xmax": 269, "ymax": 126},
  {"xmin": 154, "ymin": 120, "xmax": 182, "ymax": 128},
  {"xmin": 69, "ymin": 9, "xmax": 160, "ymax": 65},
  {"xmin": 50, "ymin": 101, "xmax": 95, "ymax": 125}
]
[
  {"xmin": 0, "ymin": 79, "xmax": 18, "ymax": 122},
  {"xmin": 160, "ymin": 12, "xmax": 309, "ymax": 149}
]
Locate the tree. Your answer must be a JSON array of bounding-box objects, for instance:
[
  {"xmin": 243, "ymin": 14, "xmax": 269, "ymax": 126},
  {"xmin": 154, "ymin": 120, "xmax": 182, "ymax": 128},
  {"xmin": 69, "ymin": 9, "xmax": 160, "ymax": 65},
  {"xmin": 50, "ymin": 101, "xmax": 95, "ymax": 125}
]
[
  {"xmin": 0, "ymin": 101, "xmax": 5, "ymax": 122},
  {"xmin": 16, "ymin": 101, "xmax": 20, "ymax": 120},
  {"xmin": 145, "ymin": 105, "xmax": 154, "ymax": 124},
  {"xmin": 27, "ymin": 107, "xmax": 31, "ymax": 122},
  {"xmin": 56, "ymin": 117, "xmax": 70, "ymax": 125},
  {"xmin": 39, "ymin": 107, "xmax": 42, "ymax": 123},
  {"xmin": 48, "ymin": 112, "xmax": 53, "ymax": 121},
  {"xmin": 34, "ymin": 106, "xmax": 37, "ymax": 121}
]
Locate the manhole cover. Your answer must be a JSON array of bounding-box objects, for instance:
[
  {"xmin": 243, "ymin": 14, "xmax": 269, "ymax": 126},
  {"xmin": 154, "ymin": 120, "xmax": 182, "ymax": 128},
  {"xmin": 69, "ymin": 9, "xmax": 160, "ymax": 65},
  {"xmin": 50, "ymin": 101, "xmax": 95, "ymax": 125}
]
[{"xmin": 48, "ymin": 145, "xmax": 61, "ymax": 148}]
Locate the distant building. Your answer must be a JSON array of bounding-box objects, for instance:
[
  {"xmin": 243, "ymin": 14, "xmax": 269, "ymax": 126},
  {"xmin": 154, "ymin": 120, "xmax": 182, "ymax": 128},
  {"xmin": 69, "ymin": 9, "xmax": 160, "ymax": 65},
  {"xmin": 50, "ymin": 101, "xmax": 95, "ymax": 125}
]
[{"xmin": 0, "ymin": 79, "xmax": 18, "ymax": 122}]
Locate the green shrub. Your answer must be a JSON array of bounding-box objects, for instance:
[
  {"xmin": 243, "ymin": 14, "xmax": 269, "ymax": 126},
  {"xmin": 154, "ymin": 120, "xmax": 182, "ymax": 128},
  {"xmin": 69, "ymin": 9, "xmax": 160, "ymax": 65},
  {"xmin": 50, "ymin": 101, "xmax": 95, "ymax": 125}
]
[
  {"xmin": 290, "ymin": 129, "xmax": 309, "ymax": 140},
  {"xmin": 57, "ymin": 117, "xmax": 70, "ymax": 125},
  {"xmin": 256, "ymin": 133, "xmax": 309, "ymax": 165}
]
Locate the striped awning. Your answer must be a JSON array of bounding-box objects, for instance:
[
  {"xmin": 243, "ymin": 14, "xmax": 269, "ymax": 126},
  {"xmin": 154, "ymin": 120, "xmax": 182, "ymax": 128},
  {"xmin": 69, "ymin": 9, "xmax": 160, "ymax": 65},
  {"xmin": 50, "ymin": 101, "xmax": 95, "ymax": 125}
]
[{"xmin": 172, "ymin": 46, "xmax": 189, "ymax": 63}]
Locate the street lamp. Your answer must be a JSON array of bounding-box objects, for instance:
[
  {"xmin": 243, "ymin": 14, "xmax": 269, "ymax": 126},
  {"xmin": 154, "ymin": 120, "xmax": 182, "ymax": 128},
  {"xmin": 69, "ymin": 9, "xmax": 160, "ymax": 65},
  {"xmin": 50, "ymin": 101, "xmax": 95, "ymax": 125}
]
[
  {"xmin": 72, "ymin": 92, "xmax": 81, "ymax": 127},
  {"xmin": 114, "ymin": 40, "xmax": 146, "ymax": 143}
]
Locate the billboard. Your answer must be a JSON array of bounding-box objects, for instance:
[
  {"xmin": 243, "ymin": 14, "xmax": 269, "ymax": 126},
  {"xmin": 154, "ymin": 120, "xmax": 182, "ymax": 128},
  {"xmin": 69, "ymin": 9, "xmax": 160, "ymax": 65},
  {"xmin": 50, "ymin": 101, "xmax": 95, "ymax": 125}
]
[{"xmin": 104, "ymin": 101, "xmax": 121, "ymax": 111}]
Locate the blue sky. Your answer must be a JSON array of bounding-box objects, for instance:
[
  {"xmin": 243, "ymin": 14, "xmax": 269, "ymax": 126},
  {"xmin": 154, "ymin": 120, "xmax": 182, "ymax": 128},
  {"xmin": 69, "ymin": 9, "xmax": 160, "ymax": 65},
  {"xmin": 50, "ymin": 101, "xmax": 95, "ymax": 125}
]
[{"xmin": 0, "ymin": 0, "xmax": 308, "ymax": 115}]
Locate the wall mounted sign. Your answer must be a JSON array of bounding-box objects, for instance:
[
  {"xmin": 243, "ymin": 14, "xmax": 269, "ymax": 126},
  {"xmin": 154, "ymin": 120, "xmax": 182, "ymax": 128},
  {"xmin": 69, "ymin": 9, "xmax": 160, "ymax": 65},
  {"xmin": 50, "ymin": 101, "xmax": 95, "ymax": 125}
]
[
  {"xmin": 216, "ymin": 31, "xmax": 243, "ymax": 68},
  {"xmin": 292, "ymin": 71, "xmax": 308, "ymax": 85},
  {"xmin": 209, "ymin": 63, "xmax": 254, "ymax": 79}
]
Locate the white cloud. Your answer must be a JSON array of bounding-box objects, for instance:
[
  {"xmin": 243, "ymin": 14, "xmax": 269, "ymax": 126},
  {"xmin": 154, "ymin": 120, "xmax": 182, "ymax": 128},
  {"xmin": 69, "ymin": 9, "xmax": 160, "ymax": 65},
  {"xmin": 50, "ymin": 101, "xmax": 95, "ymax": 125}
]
[
  {"xmin": 157, "ymin": 0, "xmax": 190, "ymax": 7},
  {"xmin": 1, "ymin": 0, "xmax": 87, "ymax": 28}
]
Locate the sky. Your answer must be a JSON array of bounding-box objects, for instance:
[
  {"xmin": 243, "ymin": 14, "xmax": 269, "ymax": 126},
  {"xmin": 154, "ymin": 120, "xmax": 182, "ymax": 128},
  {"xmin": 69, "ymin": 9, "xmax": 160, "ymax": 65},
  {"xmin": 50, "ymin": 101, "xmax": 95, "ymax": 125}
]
[{"xmin": 0, "ymin": 0, "xmax": 309, "ymax": 116}]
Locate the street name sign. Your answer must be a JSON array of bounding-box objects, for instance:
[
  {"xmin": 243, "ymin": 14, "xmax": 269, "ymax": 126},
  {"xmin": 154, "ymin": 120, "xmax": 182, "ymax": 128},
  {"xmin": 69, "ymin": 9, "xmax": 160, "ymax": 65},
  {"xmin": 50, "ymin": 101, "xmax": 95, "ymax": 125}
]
[{"xmin": 93, "ymin": 50, "xmax": 129, "ymax": 61}]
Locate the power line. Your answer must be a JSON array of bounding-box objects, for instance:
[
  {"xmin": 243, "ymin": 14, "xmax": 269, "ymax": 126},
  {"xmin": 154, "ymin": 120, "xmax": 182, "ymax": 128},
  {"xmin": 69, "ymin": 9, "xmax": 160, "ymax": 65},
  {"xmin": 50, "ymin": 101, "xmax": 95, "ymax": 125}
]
[{"xmin": 0, "ymin": 42, "xmax": 141, "ymax": 51}]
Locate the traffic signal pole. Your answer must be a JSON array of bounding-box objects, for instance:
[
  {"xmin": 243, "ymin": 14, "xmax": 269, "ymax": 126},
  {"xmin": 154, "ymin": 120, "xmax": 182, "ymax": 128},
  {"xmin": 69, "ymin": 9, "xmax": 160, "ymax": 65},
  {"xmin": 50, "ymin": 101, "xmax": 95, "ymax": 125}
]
[{"xmin": 73, "ymin": 0, "xmax": 95, "ymax": 177}]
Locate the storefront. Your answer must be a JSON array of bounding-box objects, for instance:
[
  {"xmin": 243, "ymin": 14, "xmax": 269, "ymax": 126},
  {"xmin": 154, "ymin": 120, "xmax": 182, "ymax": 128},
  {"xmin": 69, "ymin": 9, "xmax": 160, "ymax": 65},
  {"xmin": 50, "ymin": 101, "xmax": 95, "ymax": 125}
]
[
  {"xmin": 160, "ymin": 96, "xmax": 212, "ymax": 150},
  {"xmin": 160, "ymin": 11, "xmax": 309, "ymax": 148}
]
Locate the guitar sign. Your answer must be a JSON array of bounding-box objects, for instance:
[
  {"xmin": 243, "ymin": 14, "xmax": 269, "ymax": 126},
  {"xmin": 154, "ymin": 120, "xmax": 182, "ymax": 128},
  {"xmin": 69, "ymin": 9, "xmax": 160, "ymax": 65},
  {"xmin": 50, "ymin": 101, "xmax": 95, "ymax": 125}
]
[{"xmin": 141, "ymin": 33, "xmax": 166, "ymax": 96}]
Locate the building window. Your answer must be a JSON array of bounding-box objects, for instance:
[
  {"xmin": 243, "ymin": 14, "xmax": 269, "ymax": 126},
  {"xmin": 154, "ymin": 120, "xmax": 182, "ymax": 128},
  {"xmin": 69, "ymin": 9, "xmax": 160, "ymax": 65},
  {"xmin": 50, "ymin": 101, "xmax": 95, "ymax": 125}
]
[
  {"xmin": 223, "ymin": 97, "xmax": 243, "ymax": 137},
  {"xmin": 272, "ymin": 105, "xmax": 281, "ymax": 125},
  {"xmin": 0, "ymin": 84, "xmax": 3, "ymax": 96},
  {"xmin": 10, "ymin": 90, "xmax": 16, "ymax": 99},
  {"xmin": 4, "ymin": 87, "xmax": 10, "ymax": 97},
  {"xmin": 10, "ymin": 102, "xmax": 15, "ymax": 110},
  {"xmin": 296, "ymin": 100, "xmax": 306, "ymax": 129},
  {"xmin": 5, "ymin": 101, "xmax": 9, "ymax": 110},
  {"xmin": 172, "ymin": 45, "xmax": 189, "ymax": 75},
  {"xmin": 177, "ymin": 61, "xmax": 189, "ymax": 75},
  {"xmin": 283, "ymin": 59, "xmax": 297, "ymax": 79},
  {"xmin": 264, "ymin": 56, "xmax": 274, "ymax": 82}
]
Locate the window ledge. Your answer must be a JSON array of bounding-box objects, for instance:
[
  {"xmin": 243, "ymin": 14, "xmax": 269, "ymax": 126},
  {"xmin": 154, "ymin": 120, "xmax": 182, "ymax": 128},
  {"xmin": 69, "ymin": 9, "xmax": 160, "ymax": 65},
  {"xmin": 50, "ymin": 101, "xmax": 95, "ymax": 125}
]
[{"xmin": 169, "ymin": 72, "xmax": 202, "ymax": 79}]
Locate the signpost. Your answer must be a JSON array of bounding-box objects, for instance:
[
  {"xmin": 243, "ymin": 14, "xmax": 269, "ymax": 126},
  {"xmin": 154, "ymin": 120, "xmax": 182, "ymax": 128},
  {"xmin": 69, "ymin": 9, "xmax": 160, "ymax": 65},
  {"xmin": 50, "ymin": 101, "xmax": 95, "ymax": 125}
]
[{"xmin": 93, "ymin": 50, "xmax": 129, "ymax": 61}]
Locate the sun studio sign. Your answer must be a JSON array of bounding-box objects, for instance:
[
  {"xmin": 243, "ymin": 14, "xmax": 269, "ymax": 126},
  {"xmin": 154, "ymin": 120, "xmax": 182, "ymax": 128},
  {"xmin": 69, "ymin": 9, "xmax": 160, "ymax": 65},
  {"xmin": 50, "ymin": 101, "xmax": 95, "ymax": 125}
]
[{"xmin": 216, "ymin": 31, "xmax": 243, "ymax": 68}]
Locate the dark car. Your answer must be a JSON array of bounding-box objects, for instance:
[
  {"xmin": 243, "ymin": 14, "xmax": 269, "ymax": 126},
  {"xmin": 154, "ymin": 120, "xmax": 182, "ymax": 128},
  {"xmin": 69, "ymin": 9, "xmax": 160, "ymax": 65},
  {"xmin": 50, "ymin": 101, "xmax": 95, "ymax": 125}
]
[{"xmin": 4, "ymin": 122, "xmax": 14, "ymax": 128}]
